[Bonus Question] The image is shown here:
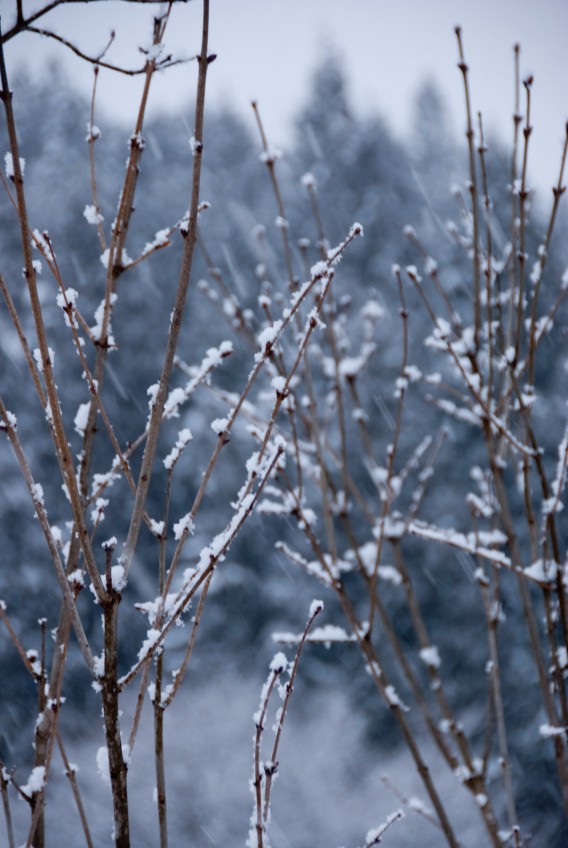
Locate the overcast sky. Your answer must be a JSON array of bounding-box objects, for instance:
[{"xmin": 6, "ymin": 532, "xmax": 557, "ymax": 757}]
[{"xmin": 3, "ymin": 0, "xmax": 568, "ymax": 194}]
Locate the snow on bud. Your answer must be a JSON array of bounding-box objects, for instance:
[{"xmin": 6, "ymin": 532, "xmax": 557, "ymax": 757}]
[
  {"xmin": 211, "ymin": 417, "xmax": 229, "ymax": 435},
  {"xmin": 270, "ymin": 652, "xmax": 287, "ymax": 674},
  {"xmin": 257, "ymin": 320, "xmax": 283, "ymax": 353},
  {"xmin": 83, "ymin": 205, "xmax": 104, "ymax": 225},
  {"xmin": 259, "ymin": 147, "xmax": 282, "ymax": 165},
  {"xmin": 309, "ymin": 599, "xmax": 323, "ymax": 618},
  {"xmin": 100, "ymin": 248, "xmax": 131, "ymax": 270},
  {"xmin": 130, "ymin": 132, "xmax": 145, "ymax": 151},
  {"xmin": 404, "ymin": 365, "xmax": 422, "ymax": 382},
  {"xmin": 85, "ymin": 122, "xmax": 101, "ymax": 143},
  {"xmin": 149, "ymin": 519, "xmax": 165, "ymax": 537},
  {"xmin": 90, "ymin": 497, "xmax": 108, "ymax": 524},
  {"xmin": 406, "ymin": 265, "xmax": 421, "ymax": 282},
  {"xmin": 419, "ymin": 646, "xmax": 441, "ymax": 669},
  {"xmin": 68, "ymin": 569, "xmax": 84, "ymax": 590},
  {"xmin": 144, "ymin": 42, "xmax": 165, "ymax": 62},
  {"xmin": 56, "ymin": 288, "xmax": 78, "ymax": 309},
  {"xmin": 301, "ymin": 172, "xmax": 317, "ymax": 189},
  {"xmin": 101, "ymin": 537, "xmax": 117, "ymax": 551},
  {"xmin": 424, "ymin": 256, "xmax": 438, "ymax": 275},
  {"xmin": 271, "ymin": 376, "xmax": 287, "ymax": 394},
  {"xmin": 310, "ymin": 260, "xmax": 328, "ymax": 279},
  {"xmin": 4, "ymin": 152, "xmax": 25, "ymax": 179}
]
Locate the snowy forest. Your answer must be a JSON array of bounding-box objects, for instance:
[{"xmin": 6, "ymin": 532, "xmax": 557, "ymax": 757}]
[{"xmin": 1, "ymin": 1, "xmax": 567, "ymax": 847}]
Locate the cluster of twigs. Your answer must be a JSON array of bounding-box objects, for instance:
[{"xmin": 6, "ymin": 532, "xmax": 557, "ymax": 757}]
[
  {"xmin": 236, "ymin": 25, "xmax": 566, "ymax": 848},
  {"xmin": 0, "ymin": 3, "xmax": 567, "ymax": 848},
  {"xmin": 0, "ymin": 3, "xmax": 367, "ymax": 847}
]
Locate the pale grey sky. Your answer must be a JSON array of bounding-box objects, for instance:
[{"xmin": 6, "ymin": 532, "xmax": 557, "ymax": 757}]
[{"xmin": 2, "ymin": 0, "xmax": 567, "ymax": 193}]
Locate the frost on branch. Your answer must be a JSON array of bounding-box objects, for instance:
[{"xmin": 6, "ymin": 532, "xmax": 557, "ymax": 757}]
[
  {"xmin": 165, "ymin": 341, "xmax": 233, "ymax": 419},
  {"xmin": 4, "ymin": 152, "xmax": 25, "ymax": 179},
  {"xmin": 91, "ymin": 293, "xmax": 118, "ymax": 345},
  {"xmin": 173, "ymin": 512, "xmax": 194, "ymax": 541},
  {"xmin": 164, "ymin": 428, "xmax": 193, "ymax": 470},
  {"xmin": 273, "ymin": 623, "xmax": 356, "ymax": 649}
]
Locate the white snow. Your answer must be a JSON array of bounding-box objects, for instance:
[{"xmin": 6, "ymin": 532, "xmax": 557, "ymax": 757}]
[
  {"xmin": 211, "ymin": 417, "xmax": 229, "ymax": 435},
  {"xmin": 149, "ymin": 519, "xmax": 165, "ymax": 537},
  {"xmin": 300, "ymin": 172, "xmax": 317, "ymax": 189},
  {"xmin": 365, "ymin": 810, "xmax": 404, "ymax": 844},
  {"xmin": 539, "ymin": 724, "xmax": 566, "ymax": 738},
  {"xmin": 4, "ymin": 152, "xmax": 25, "ymax": 178},
  {"xmin": 164, "ymin": 428, "xmax": 193, "ymax": 470},
  {"xmin": 138, "ymin": 628, "xmax": 161, "ymax": 662},
  {"xmin": 259, "ymin": 147, "xmax": 282, "ymax": 164},
  {"xmin": 83, "ymin": 204, "xmax": 104, "ymax": 225},
  {"xmin": 385, "ymin": 685, "xmax": 409, "ymax": 711},
  {"xmin": 257, "ymin": 320, "xmax": 283, "ymax": 351},
  {"xmin": 270, "ymin": 652, "xmax": 287, "ymax": 673},
  {"xmin": 85, "ymin": 122, "xmax": 101, "ymax": 142},
  {"xmin": 90, "ymin": 497, "xmax": 108, "ymax": 524},
  {"xmin": 33, "ymin": 347, "xmax": 55, "ymax": 373},
  {"xmin": 419, "ymin": 646, "xmax": 441, "ymax": 669},
  {"xmin": 74, "ymin": 402, "xmax": 91, "ymax": 437},
  {"xmin": 31, "ymin": 483, "xmax": 44, "ymax": 506},
  {"xmin": 309, "ymin": 599, "xmax": 324, "ymax": 618},
  {"xmin": 524, "ymin": 560, "xmax": 557, "ymax": 583},
  {"xmin": 91, "ymin": 293, "xmax": 117, "ymax": 344},
  {"xmin": 173, "ymin": 513, "xmax": 194, "ymax": 541},
  {"xmin": 271, "ymin": 375, "xmax": 287, "ymax": 394},
  {"xmin": 142, "ymin": 228, "xmax": 171, "ymax": 256},
  {"xmin": 111, "ymin": 565, "xmax": 126, "ymax": 591},
  {"xmin": 20, "ymin": 766, "xmax": 45, "ymax": 797},
  {"xmin": 1, "ymin": 408, "xmax": 17, "ymax": 431},
  {"xmin": 163, "ymin": 387, "xmax": 186, "ymax": 420}
]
